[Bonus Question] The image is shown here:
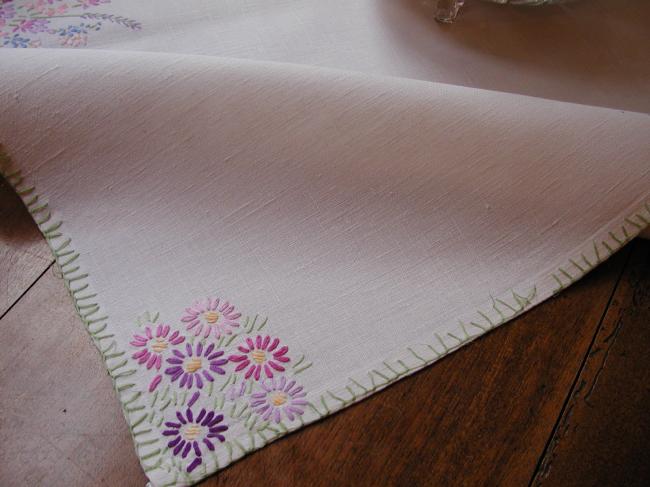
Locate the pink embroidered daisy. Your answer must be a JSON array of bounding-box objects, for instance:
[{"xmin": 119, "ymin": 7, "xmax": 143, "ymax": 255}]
[
  {"xmin": 251, "ymin": 376, "xmax": 307, "ymax": 423},
  {"xmin": 228, "ymin": 335, "xmax": 290, "ymax": 381},
  {"xmin": 163, "ymin": 406, "xmax": 228, "ymax": 473},
  {"xmin": 181, "ymin": 298, "xmax": 241, "ymax": 339},
  {"xmin": 165, "ymin": 342, "xmax": 227, "ymax": 390},
  {"xmin": 130, "ymin": 324, "xmax": 185, "ymax": 392}
]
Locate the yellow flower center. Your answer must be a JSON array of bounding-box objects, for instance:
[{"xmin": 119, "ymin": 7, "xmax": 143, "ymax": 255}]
[
  {"xmin": 251, "ymin": 350, "xmax": 266, "ymax": 364},
  {"xmin": 151, "ymin": 338, "xmax": 167, "ymax": 353},
  {"xmin": 184, "ymin": 357, "xmax": 202, "ymax": 373},
  {"xmin": 204, "ymin": 311, "xmax": 220, "ymax": 324},
  {"xmin": 270, "ymin": 392, "xmax": 288, "ymax": 406},
  {"xmin": 183, "ymin": 424, "xmax": 201, "ymax": 441}
]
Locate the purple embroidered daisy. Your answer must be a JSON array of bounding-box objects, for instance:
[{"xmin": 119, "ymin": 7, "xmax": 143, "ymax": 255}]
[
  {"xmin": 228, "ymin": 335, "xmax": 290, "ymax": 381},
  {"xmin": 131, "ymin": 324, "xmax": 185, "ymax": 392},
  {"xmin": 165, "ymin": 342, "xmax": 227, "ymax": 390},
  {"xmin": 251, "ymin": 376, "xmax": 307, "ymax": 423},
  {"xmin": 163, "ymin": 406, "xmax": 228, "ymax": 473},
  {"xmin": 181, "ymin": 297, "xmax": 241, "ymax": 339}
]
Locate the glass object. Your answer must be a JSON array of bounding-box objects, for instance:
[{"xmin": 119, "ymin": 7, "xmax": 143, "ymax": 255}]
[
  {"xmin": 435, "ymin": 0, "xmax": 466, "ymax": 23},
  {"xmin": 435, "ymin": 0, "xmax": 571, "ymax": 23}
]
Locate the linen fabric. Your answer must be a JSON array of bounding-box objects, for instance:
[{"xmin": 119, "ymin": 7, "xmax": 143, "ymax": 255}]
[{"xmin": 1, "ymin": 1, "xmax": 649, "ymax": 486}]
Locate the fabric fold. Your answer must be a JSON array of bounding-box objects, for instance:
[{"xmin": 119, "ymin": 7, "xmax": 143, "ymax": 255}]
[{"xmin": 1, "ymin": 48, "xmax": 649, "ymax": 486}]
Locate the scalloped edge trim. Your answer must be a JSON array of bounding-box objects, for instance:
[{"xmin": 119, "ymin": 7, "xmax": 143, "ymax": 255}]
[{"xmin": 2, "ymin": 146, "xmax": 648, "ymax": 486}]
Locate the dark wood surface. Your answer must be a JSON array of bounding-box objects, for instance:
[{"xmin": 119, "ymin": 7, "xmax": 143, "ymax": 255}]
[
  {"xmin": 1, "ymin": 178, "xmax": 649, "ymax": 487},
  {"xmin": 532, "ymin": 239, "xmax": 650, "ymax": 487}
]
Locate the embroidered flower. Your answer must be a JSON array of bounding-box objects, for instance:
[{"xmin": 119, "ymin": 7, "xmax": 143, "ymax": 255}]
[
  {"xmin": 131, "ymin": 324, "xmax": 185, "ymax": 392},
  {"xmin": 55, "ymin": 22, "xmax": 100, "ymax": 47},
  {"xmin": 251, "ymin": 377, "xmax": 307, "ymax": 423},
  {"xmin": 2, "ymin": 32, "xmax": 39, "ymax": 47},
  {"xmin": 79, "ymin": 0, "xmax": 110, "ymax": 8},
  {"xmin": 181, "ymin": 297, "xmax": 241, "ymax": 339},
  {"xmin": 229, "ymin": 335, "xmax": 290, "ymax": 381},
  {"xmin": 0, "ymin": 3, "xmax": 15, "ymax": 29},
  {"xmin": 3, "ymin": 32, "xmax": 27, "ymax": 47},
  {"xmin": 0, "ymin": 3, "xmax": 16, "ymax": 18},
  {"xmin": 28, "ymin": 1, "xmax": 68, "ymax": 17},
  {"xmin": 165, "ymin": 342, "xmax": 227, "ymax": 390},
  {"xmin": 163, "ymin": 406, "xmax": 228, "ymax": 473},
  {"xmin": 12, "ymin": 18, "xmax": 49, "ymax": 33},
  {"xmin": 26, "ymin": 0, "xmax": 62, "ymax": 9},
  {"xmin": 0, "ymin": 1, "xmax": 139, "ymax": 49}
]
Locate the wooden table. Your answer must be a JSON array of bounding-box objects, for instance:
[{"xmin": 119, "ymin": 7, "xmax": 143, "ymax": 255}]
[{"xmin": 2, "ymin": 166, "xmax": 649, "ymax": 486}]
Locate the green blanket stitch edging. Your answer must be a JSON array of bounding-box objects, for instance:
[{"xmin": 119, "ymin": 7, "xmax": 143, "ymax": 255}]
[{"xmin": 2, "ymin": 146, "xmax": 648, "ymax": 486}]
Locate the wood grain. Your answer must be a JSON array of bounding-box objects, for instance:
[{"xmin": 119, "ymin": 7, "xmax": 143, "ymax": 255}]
[
  {"xmin": 2, "ymin": 175, "xmax": 648, "ymax": 486},
  {"xmin": 532, "ymin": 239, "xmax": 650, "ymax": 487},
  {"xmin": 0, "ymin": 177, "xmax": 53, "ymax": 317},
  {"xmin": 202, "ymin": 250, "xmax": 630, "ymax": 487},
  {"xmin": 0, "ymin": 267, "xmax": 146, "ymax": 487}
]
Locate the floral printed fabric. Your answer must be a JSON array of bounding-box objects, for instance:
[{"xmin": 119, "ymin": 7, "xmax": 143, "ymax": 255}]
[
  {"xmin": 129, "ymin": 301, "xmax": 312, "ymax": 474},
  {"xmin": 0, "ymin": 0, "xmax": 140, "ymax": 48}
]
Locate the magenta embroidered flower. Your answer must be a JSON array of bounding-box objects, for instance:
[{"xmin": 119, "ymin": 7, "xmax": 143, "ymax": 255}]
[
  {"xmin": 131, "ymin": 324, "xmax": 184, "ymax": 392},
  {"xmin": 31, "ymin": 2, "xmax": 68, "ymax": 17},
  {"xmin": 55, "ymin": 22, "xmax": 100, "ymax": 48},
  {"xmin": 165, "ymin": 342, "xmax": 227, "ymax": 390},
  {"xmin": 163, "ymin": 406, "xmax": 228, "ymax": 473},
  {"xmin": 229, "ymin": 335, "xmax": 290, "ymax": 381},
  {"xmin": 251, "ymin": 376, "xmax": 307, "ymax": 423},
  {"xmin": 12, "ymin": 18, "xmax": 49, "ymax": 33},
  {"xmin": 181, "ymin": 297, "xmax": 241, "ymax": 339}
]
